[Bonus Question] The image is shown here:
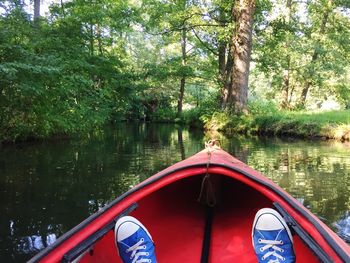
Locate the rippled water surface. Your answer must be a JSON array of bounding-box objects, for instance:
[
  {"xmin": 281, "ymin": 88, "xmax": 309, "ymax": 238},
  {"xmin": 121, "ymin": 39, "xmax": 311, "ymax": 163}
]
[{"xmin": 0, "ymin": 123, "xmax": 349, "ymax": 262}]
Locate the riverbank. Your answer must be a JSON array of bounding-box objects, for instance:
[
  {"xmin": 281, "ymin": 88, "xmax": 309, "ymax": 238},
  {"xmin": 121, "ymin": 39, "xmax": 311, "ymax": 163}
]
[
  {"xmin": 203, "ymin": 110, "xmax": 350, "ymax": 141},
  {"xmin": 2, "ymin": 108, "xmax": 350, "ymax": 143}
]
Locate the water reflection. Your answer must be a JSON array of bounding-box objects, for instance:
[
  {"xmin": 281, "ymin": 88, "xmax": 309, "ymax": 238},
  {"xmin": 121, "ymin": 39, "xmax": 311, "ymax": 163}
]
[
  {"xmin": 0, "ymin": 123, "xmax": 349, "ymax": 262},
  {"xmin": 335, "ymin": 212, "xmax": 350, "ymax": 242},
  {"xmin": 234, "ymin": 137, "xmax": 350, "ymax": 231},
  {"xmin": 17, "ymin": 233, "xmax": 56, "ymax": 254}
]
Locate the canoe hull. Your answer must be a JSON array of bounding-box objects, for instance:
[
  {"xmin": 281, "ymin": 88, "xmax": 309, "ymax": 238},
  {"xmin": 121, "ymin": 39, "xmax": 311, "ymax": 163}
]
[{"xmin": 29, "ymin": 149, "xmax": 350, "ymax": 263}]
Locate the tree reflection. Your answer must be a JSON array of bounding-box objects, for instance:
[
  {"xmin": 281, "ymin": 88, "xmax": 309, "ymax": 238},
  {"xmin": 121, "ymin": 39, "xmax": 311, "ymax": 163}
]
[
  {"xmin": 1, "ymin": 125, "xmax": 350, "ymax": 262},
  {"xmin": 177, "ymin": 128, "xmax": 185, "ymax": 160}
]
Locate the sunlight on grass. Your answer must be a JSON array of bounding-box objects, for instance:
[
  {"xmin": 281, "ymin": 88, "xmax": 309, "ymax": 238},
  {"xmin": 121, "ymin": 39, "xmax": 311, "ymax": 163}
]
[
  {"xmin": 205, "ymin": 110, "xmax": 350, "ymax": 141},
  {"xmin": 288, "ymin": 110, "xmax": 350, "ymax": 125}
]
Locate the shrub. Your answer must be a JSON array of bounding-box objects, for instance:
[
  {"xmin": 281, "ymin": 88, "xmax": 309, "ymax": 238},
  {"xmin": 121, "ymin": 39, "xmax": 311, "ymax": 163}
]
[
  {"xmin": 202, "ymin": 111, "xmax": 230, "ymax": 131},
  {"xmin": 150, "ymin": 107, "xmax": 177, "ymax": 122},
  {"xmin": 248, "ymin": 100, "xmax": 279, "ymax": 115}
]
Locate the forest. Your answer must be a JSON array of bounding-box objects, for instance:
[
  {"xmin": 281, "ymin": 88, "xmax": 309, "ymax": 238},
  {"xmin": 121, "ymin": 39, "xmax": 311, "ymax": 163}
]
[{"xmin": 0, "ymin": 0, "xmax": 349, "ymax": 142}]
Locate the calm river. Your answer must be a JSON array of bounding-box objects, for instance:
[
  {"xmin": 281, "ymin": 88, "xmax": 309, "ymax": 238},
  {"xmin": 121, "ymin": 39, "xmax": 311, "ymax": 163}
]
[{"xmin": 0, "ymin": 123, "xmax": 349, "ymax": 262}]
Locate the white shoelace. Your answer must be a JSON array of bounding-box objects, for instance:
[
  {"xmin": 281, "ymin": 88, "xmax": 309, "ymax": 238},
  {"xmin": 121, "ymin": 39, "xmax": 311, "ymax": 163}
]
[
  {"xmin": 125, "ymin": 238, "xmax": 151, "ymax": 263},
  {"xmin": 258, "ymin": 238, "xmax": 285, "ymax": 262}
]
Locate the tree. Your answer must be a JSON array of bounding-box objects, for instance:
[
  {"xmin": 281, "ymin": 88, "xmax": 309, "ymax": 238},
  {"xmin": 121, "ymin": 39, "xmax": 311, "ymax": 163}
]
[
  {"xmin": 227, "ymin": 0, "xmax": 256, "ymax": 113},
  {"xmin": 0, "ymin": 0, "xmax": 139, "ymax": 141},
  {"xmin": 297, "ymin": 0, "xmax": 333, "ymax": 107},
  {"xmin": 297, "ymin": 0, "xmax": 350, "ymax": 108},
  {"xmin": 280, "ymin": 0, "xmax": 292, "ymax": 109},
  {"xmin": 177, "ymin": 0, "xmax": 188, "ymax": 115},
  {"xmin": 34, "ymin": 0, "xmax": 40, "ymax": 20},
  {"xmin": 252, "ymin": 0, "xmax": 350, "ymax": 109},
  {"xmin": 142, "ymin": 0, "xmax": 202, "ymax": 116}
]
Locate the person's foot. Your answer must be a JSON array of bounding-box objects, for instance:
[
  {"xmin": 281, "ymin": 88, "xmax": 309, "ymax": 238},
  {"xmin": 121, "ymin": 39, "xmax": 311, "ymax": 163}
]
[
  {"xmin": 115, "ymin": 216, "xmax": 157, "ymax": 263},
  {"xmin": 252, "ymin": 208, "xmax": 296, "ymax": 263}
]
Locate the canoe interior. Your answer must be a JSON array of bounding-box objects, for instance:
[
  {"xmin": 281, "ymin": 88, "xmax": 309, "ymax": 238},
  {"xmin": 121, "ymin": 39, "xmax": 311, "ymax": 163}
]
[{"xmin": 78, "ymin": 174, "xmax": 319, "ymax": 263}]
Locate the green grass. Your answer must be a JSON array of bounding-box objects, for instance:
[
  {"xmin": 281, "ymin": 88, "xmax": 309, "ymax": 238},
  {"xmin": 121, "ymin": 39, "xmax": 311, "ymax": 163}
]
[
  {"xmin": 284, "ymin": 110, "xmax": 350, "ymax": 125},
  {"xmin": 205, "ymin": 110, "xmax": 350, "ymax": 141}
]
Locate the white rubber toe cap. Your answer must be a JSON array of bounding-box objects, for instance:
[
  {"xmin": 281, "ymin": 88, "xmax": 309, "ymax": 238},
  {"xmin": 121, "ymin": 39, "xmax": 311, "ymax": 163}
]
[
  {"xmin": 253, "ymin": 208, "xmax": 293, "ymax": 242},
  {"xmin": 115, "ymin": 216, "xmax": 153, "ymax": 242}
]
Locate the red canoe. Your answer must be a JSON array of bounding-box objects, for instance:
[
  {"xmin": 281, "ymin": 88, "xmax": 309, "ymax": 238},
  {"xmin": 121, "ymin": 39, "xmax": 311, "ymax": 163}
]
[{"xmin": 29, "ymin": 147, "xmax": 350, "ymax": 263}]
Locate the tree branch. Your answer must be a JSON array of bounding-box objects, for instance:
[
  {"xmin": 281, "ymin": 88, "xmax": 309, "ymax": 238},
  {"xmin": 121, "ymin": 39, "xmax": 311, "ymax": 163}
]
[{"xmin": 191, "ymin": 28, "xmax": 219, "ymax": 56}]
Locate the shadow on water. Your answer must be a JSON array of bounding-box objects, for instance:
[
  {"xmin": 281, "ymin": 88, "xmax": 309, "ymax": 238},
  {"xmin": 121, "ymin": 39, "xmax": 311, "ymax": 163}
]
[{"xmin": 0, "ymin": 123, "xmax": 349, "ymax": 262}]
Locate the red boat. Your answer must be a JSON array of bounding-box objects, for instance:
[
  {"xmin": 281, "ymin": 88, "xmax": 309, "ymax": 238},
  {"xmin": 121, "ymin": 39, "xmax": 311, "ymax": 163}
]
[{"xmin": 29, "ymin": 145, "xmax": 350, "ymax": 263}]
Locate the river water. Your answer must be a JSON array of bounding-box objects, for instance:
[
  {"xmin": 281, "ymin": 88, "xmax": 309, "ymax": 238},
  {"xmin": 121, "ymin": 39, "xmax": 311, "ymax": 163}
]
[{"xmin": 0, "ymin": 123, "xmax": 349, "ymax": 262}]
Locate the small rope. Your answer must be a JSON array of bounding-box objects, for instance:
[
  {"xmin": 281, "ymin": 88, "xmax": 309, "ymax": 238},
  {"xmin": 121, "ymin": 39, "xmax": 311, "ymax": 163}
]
[
  {"xmin": 205, "ymin": 139, "xmax": 221, "ymax": 150},
  {"xmin": 197, "ymin": 140, "xmax": 221, "ymax": 207}
]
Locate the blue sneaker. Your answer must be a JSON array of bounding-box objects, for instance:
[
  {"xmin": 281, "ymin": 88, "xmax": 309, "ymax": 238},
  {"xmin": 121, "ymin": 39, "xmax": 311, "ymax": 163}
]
[
  {"xmin": 115, "ymin": 216, "xmax": 157, "ymax": 263},
  {"xmin": 252, "ymin": 208, "xmax": 296, "ymax": 263}
]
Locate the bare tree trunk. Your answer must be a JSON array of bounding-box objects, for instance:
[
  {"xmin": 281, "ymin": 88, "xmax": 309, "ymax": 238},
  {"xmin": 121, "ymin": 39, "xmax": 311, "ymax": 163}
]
[
  {"xmin": 177, "ymin": 27, "xmax": 187, "ymax": 116},
  {"xmin": 89, "ymin": 24, "xmax": 94, "ymax": 55},
  {"xmin": 97, "ymin": 24, "xmax": 103, "ymax": 55},
  {"xmin": 222, "ymin": 51, "xmax": 233, "ymax": 109},
  {"xmin": 34, "ymin": 0, "xmax": 40, "ymax": 20},
  {"xmin": 219, "ymin": 40, "xmax": 228, "ymax": 108},
  {"xmin": 280, "ymin": 0, "xmax": 292, "ymax": 109},
  {"xmin": 218, "ymin": 41, "xmax": 226, "ymax": 77},
  {"xmin": 298, "ymin": 0, "xmax": 331, "ymax": 107},
  {"xmin": 178, "ymin": 77, "xmax": 185, "ymax": 115},
  {"xmin": 218, "ymin": 6, "xmax": 229, "ymax": 109},
  {"xmin": 281, "ymin": 68, "xmax": 290, "ymax": 109},
  {"xmin": 219, "ymin": 44, "xmax": 234, "ymax": 110},
  {"xmin": 218, "ymin": 6, "xmax": 235, "ymax": 110},
  {"xmin": 299, "ymin": 50, "xmax": 320, "ymax": 107},
  {"xmin": 228, "ymin": 0, "xmax": 256, "ymax": 114},
  {"xmin": 289, "ymin": 85, "xmax": 295, "ymax": 104},
  {"xmin": 299, "ymin": 81, "xmax": 311, "ymax": 107}
]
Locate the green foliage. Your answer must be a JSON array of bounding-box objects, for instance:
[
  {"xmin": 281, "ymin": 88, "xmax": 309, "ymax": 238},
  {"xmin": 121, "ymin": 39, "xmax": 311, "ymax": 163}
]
[
  {"xmin": 253, "ymin": 0, "xmax": 350, "ymax": 108},
  {"xmin": 0, "ymin": 0, "xmax": 349, "ymax": 142},
  {"xmin": 334, "ymin": 79, "xmax": 350, "ymax": 109},
  {"xmin": 248, "ymin": 100, "xmax": 279, "ymax": 115},
  {"xmin": 150, "ymin": 107, "xmax": 177, "ymax": 122},
  {"xmin": 0, "ymin": 2, "xmax": 136, "ymax": 142},
  {"xmin": 182, "ymin": 93, "xmax": 221, "ymax": 127},
  {"xmin": 202, "ymin": 111, "xmax": 230, "ymax": 131}
]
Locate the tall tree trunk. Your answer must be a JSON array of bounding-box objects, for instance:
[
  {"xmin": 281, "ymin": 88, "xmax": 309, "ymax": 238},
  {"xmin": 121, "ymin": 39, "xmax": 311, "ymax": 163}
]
[
  {"xmin": 280, "ymin": 0, "xmax": 292, "ymax": 109},
  {"xmin": 299, "ymin": 81, "xmax": 311, "ymax": 107},
  {"xmin": 218, "ymin": 7, "xmax": 229, "ymax": 109},
  {"xmin": 177, "ymin": 27, "xmax": 187, "ymax": 116},
  {"xmin": 89, "ymin": 24, "xmax": 94, "ymax": 55},
  {"xmin": 281, "ymin": 68, "xmax": 290, "ymax": 109},
  {"xmin": 223, "ymin": 44, "xmax": 233, "ymax": 108},
  {"xmin": 34, "ymin": 0, "xmax": 40, "ymax": 20},
  {"xmin": 97, "ymin": 24, "xmax": 103, "ymax": 55},
  {"xmin": 218, "ymin": 40, "xmax": 226, "ymax": 102},
  {"xmin": 228, "ymin": 0, "xmax": 256, "ymax": 114},
  {"xmin": 219, "ymin": 41, "xmax": 232, "ymax": 109},
  {"xmin": 289, "ymin": 85, "xmax": 295, "ymax": 104},
  {"xmin": 298, "ymin": 0, "xmax": 331, "ymax": 107}
]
